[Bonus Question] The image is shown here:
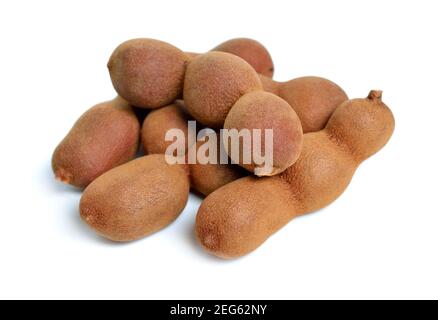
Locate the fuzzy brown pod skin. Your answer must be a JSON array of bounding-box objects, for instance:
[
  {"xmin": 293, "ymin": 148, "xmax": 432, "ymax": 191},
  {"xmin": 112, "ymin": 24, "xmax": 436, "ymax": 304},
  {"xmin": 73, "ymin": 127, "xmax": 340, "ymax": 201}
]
[
  {"xmin": 212, "ymin": 38, "xmax": 274, "ymax": 78},
  {"xmin": 185, "ymin": 52, "xmax": 199, "ymax": 61},
  {"xmin": 260, "ymin": 75, "xmax": 348, "ymax": 133},
  {"xmin": 196, "ymin": 91, "xmax": 395, "ymax": 259},
  {"xmin": 52, "ymin": 97, "xmax": 140, "ymax": 189},
  {"xmin": 80, "ymin": 155, "xmax": 190, "ymax": 242},
  {"xmin": 108, "ymin": 38, "xmax": 188, "ymax": 109},
  {"xmin": 141, "ymin": 101, "xmax": 192, "ymax": 155},
  {"xmin": 185, "ymin": 38, "xmax": 274, "ymax": 78},
  {"xmin": 223, "ymin": 91, "xmax": 303, "ymax": 176},
  {"xmin": 184, "ymin": 52, "xmax": 263, "ymax": 128},
  {"xmin": 189, "ymin": 138, "xmax": 248, "ymax": 196}
]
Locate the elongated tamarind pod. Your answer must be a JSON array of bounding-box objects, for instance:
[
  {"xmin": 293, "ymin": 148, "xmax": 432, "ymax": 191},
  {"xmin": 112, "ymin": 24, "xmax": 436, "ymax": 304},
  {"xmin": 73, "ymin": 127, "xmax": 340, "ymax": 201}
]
[
  {"xmin": 52, "ymin": 97, "xmax": 140, "ymax": 188},
  {"xmin": 80, "ymin": 155, "xmax": 190, "ymax": 242},
  {"xmin": 108, "ymin": 38, "xmax": 189, "ymax": 109},
  {"xmin": 196, "ymin": 91, "xmax": 395, "ymax": 259}
]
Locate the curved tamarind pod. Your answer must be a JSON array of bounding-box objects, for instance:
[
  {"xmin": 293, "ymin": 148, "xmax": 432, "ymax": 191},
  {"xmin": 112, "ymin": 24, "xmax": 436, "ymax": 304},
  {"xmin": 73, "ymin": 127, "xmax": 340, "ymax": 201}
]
[{"xmin": 196, "ymin": 91, "xmax": 395, "ymax": 259}]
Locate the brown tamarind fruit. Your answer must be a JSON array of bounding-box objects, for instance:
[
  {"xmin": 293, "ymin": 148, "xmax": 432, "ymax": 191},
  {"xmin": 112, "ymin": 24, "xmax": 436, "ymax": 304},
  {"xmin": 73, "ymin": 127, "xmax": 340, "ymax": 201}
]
[
  {"xmin": 223, "ymin": 91, "xmax": 303, "ymax": 176},
  {"xmin": 141, "ymin": 101, "xmax": 191, "ymax": 156},
  {"xmin": 108, "ymin": 38, "xmax": 188, "ymax": 109},
  {"xmin": 80, "ymin": 154, "xmax": 190, "ymax": 242},
  {"xmin": 212, "ymin": 38, "xmax": 274, "ymax": 78},
  {"xmin": 188, "ymin": 136, "xmax": 248, "ymax": 196},
  {"xmin": 185, "ymin": 38, "xmax": 274, "ymax": 78},
  {"xmin": 196, "ymin": 91, "xmax": 395, "ymax": 259},
  {"xmin": 184, "ymin": 51, "xmax": 263, "ymax": 128},
  {"xmin": 52, "ymin": 97, "xmax": 140, "ymax": 188}
]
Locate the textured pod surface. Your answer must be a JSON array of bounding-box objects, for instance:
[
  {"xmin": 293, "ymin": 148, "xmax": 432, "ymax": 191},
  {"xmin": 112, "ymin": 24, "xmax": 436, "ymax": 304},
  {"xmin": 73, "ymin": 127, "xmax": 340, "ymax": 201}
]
[
  {"xmin": 189, "ymin": 139, "xmax": 247, "ymax": 196},
  {"xmin": 213, "ymin": 38, "xmax": 274, "ymax": 78},
  {"xmin": 261, "ymin": 76, "xmax": 348, "ymax": 133},
  {"xmin": 281, "ymin": 91, "xmax": 395, "ymax": 211},
  {"xmin": 184, "ymin": 52, "xmax": 199, "ymax": 61},
  {"xmin": 223, "ymin": 91, "xmax": 303, "ymax": 176},
  {"xmin": 259, "ymin": 74, "xmax": 279, "ymax": 94},
  {"xmin": 196, "ymin": 176, "xmax": 295, "ymax": 259},
  {"xmin": 196, "ymin": 91, "xmax": 395, "ymax": 259},
  {"xmin": 278, "ymin": 132, "xmax": 357, "ymax": 214},
  {"xmin": 108, "ymin": 38, "xmax": 188, "ymax": 109},
  {"xmin": 80, "ymin": 155, "xmax": 190, "ymax": 242},
  {"xmin": 141, "ymin": 101, "xmax": 191, "ymax": 155},
  {"xmin": 184, "ymin": 52, "xmax": 262, "ymax": 128},
  {"xmin": 325, "ymin": 90, "xmax": 395, "ymax": 161},
  {"xmin": 195, "ymin": 132, "xmax": 355, "ymax": 258},
  {"xmin": 52, "ymin": 97, "xmax": 140, "ymax": 188}
]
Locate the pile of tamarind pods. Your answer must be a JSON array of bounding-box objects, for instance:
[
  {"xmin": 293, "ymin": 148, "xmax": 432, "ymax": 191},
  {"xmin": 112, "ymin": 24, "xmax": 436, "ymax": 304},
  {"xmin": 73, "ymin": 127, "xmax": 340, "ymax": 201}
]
[{"xmin": 52, "ymin": 38, "xmax": 395, "ymax": 259}]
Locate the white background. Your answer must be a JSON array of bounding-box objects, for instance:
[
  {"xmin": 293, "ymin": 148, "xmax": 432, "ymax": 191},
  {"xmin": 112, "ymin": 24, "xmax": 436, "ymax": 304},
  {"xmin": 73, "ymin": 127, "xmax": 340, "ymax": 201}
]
[{"xmin": 0, "ymin": 0, "xmax": 437, "ymax": 300}]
